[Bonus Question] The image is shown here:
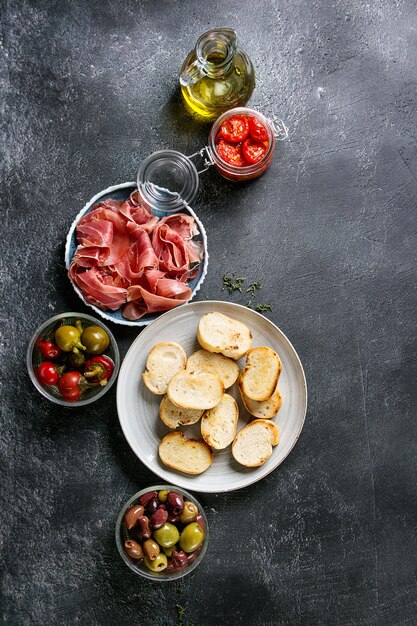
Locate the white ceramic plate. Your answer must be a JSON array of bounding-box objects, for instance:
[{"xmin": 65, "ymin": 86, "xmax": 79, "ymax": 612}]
[
  {"xmin": 117, "ymin": 301, "xmax": 307, "ymax": 492},
  {"xmin": 64, "ymin": 182, "xmax": 208, "ymax": 327}
]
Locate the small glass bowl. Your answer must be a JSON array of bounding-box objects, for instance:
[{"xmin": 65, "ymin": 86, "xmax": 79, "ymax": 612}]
[
  {"xmin": 208, "ymin": 107, "xmax": 277, "ymax": 182},
  {"xmin": 115, "ymin": 485, "xmax": 209, "ymax": 581},
  {"xmin": 27, "ymin": 312, "xmax": 120, "ymax": 407}
]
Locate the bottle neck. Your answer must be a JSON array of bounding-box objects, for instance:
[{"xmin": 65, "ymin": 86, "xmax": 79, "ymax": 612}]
[{"xmin": 196, "ymin": 29, "xmax": 236, "ymax": 78}]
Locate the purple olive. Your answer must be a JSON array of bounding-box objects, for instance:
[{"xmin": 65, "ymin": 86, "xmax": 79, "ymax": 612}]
[
  {"xmin": 137, "ymin": 515, "xmax": 151, "ymax": 540},
  {"xmin": 167, "ymin": 511, "xmax": 180, "ymax": 524},
  {"xmin": 138, "ymin": 490, "xmax": 157, "ymax": 507},
  {"xmin": 167, "ymin": 492, "xmax": 184, "ymax": 515},
  {"xmin": 145, "ymin": 496, "xmax": 159, "ymax": 515},
  {"xmin": 187, "ymin": 547, "xmax": 202, "ymax": 564},
  {"xmin": 124, "ymin": 540, "xmax": 143, "ymax": 560},
  {"xmin": 196, "ymin": 514, "xmax": 205, "ymax": 530},
  {"xmin": 158, "ymin": 503, "xmax": 167, "ymax": 511},
  {"xmin": 150, "ymin": 508, "xmax": 168, "ymax": 530},
  {"xmin": 123, "ymin": 504, "xmax": 145, "ymax": 530},
  {"xmin": 171, "ymin": 550, "xmax": 189, "ymax": 569}
]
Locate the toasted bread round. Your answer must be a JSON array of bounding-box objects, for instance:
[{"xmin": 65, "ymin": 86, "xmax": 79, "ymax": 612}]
[
  {"xmin": 159, "ymin": 395, "xmax": 204, "ymax": 430},
  {"xmin": 201, "ymin": 394, "xmax": 239, "ymax": 450},
  {"xmin": 239, "ymin": 383, "xmax": 282, "ymax": 419},
  {"xmin": 197, "ymin": 312, "xmax": 252, "ymax": 360},
  {"xmin": 232, "ymin": 420, "xmax": 280, "ymax": 467},
  {"xmin": 159, "ymin": 431, "xmax": 213, "ymax": 474},
  {"xmin": 167, "ymin": 370, "xmax": 224, "ymax": 410},
  {"xmin": 239, "ymin": 347, "xmax": 282, "ymax": 401},
  {"xmin": 142, "ymin": 342, "xmax": 187, "ymax": 395},
  {"xmin": 186, "ymin": 349, "xmax": 239, "ymax": 389}
]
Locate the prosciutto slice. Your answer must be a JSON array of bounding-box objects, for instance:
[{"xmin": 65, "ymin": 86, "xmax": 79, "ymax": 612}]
[{"xmin": 69, "ymin": 195, "xmax": 203, "ymax": 320}]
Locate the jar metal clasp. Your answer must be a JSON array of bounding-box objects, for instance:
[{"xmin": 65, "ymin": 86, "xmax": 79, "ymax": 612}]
[
  {"xmin": 187, "ymin": 147, "xmax": 214, "ymax": 174},
  {"xmin": 271, "ymin": 116, "xmax": 289, "ymax": 141}
]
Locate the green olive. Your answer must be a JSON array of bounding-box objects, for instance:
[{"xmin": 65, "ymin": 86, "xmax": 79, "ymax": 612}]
[
  {"xmin": 179, "ymin": 522, "xmax": 204, "ymax": 553},
  {"xmin": 55, "ymin": 325, "xmax": 86, "ymax": 352},
  {"xmin": 179, "ymin": 501, "xmax": 198, "ymax": 524},
  {"xmin": 158, "ymin": 490, "xmax": 169, "ymax": 503},
  {"xmin": 153, "ymin": 522, "xmax": 179, "ymax": 548},
  {"xmin": 162, "ymin": 544, "xmax": 177, "ymax": 557},
  {"xmin": 81, "ymin": 325, "xmax": 110, "ymax": 355},
  {"xmin": 144, "ymin": 553, "xmax": 168, "ymax": 573}
]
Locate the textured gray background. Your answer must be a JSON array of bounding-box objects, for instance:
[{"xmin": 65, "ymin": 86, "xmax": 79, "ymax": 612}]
[{"xmin": 1, "ymin": 0, "xmax": 417, "ymax": 624}]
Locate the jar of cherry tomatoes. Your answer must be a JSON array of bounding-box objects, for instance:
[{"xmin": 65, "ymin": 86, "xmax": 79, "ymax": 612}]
[
  {"xmin": 135, "ymin": 108, "xmax": 288, "ymax": 213},
  {"xmin": 207, "ymin": 107, "xmax": 288, "ymax": 182}
]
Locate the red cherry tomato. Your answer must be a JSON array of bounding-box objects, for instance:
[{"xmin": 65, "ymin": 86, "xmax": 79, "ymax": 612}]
[
  {"xmin": 58, "ymin": 371, "xmax": 82, "ymax": 401},
  {"xmin": 248, "ymin": 117, "xmax": 269, "ymax": 142},
  {"xmin": 216, "ymin": 139, "xmax": 246, "ymax": 167},
  {"xmin": 219, "ymin": 115, "xmax": 249, "ymax": 143},
  {"xmin": 38, "ymin": 361, "xmax": 59, "ymax": 386},
  {"xmin": 84, "ymin": 355, "xmax": 114, "ymax": 383},
  {"xmin": 37, "ymin": 340, "xmax": 62, "ymax": 360},
  {"xmin": 242, "ymin": 137, "xmax": 268, "ymax": 164}
]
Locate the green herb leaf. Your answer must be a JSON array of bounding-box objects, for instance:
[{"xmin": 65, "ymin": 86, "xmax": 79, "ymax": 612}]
[
  {"xmin": 255, "ymin": 303, "xmax": 272, "ymax": 312},
  {"xmin": 246, "ymin": 281, "xmax": 262, "ymax": 296},
  {"xmin": 222, "ymin": 273, "xmax": 247, "ymax": 294}
]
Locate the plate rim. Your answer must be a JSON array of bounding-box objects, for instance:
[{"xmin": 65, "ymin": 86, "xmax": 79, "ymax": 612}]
[
  {"xmin": 117, "ymin": 300, "xmax": 308, "ymax": 493},
  {"xmin": 64, "ymin": 181, "xmax": 209, "ymax": 327}
]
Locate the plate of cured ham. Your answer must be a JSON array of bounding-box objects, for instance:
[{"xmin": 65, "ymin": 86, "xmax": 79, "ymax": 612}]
[{"xmin": 65, "ymin": 182, "xmax": 208, "ymax": 326}]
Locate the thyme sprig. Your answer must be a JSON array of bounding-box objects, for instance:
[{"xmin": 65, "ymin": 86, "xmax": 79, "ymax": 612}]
[
  {"xmin": 255, "ymin": 303, "xmax": 273, "ymax": 312},
  {"xmin": 246, "ymin": 281, "xmax": 262, "ymax": 296},
  {"xmin": 222, "ymin": 273, "xmax": 246, "ymax": 294}
]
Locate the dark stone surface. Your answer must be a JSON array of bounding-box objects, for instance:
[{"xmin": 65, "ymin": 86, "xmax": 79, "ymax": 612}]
[{"xmin": 1, "ymin": 1, "xmax": 417, "ymax": 624}]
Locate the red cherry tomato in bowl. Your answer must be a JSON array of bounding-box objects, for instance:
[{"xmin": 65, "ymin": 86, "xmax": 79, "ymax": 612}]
[
  {"xmin": 58, "ymin": 371, "xmax": 82, "ymax": 401},
  {"xmin": 242, "ymin": 137, "xmax": 268, "ymax": 165},
  {"xmin": 38, "ymin": 361, "xmax": 60, "ymax": 386},
  {"xmin": 219, "ymin": 115, "xmax": 249, "ymax": 143},
  {"xmin": 248, "ymin": 117, "xmax": 269, "ymax": 142},
  {"xmin": 216, "ymin": 139, "xmax": 246, "ymax": 167},
  {"xmin": 84, "ymin": 355, "xmax": 114, "ymax": 384},
  {"xmin": 37, "ymin": 340, "xmax": 62, "ymax": 360}
]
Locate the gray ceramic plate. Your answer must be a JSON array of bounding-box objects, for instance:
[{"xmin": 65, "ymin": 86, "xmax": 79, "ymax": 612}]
[{"xmin": 117, "ymin": 301, "xmax": 307, "ymax": 492}]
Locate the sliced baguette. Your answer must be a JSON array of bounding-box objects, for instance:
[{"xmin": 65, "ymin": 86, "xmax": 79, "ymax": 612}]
[
  {"xmin": 240, "ymin": 383, "xmax": 282, "ymax": 419},
  {"xmin": 142, "ymin": 342, "xmax": 186, "ymax": 395},
  {"xmin": 197, "ymin": 312, "xmax": 252, "ymax": 360},
  {"xmin": 159, "ymin": 431, "xmax": 213, "ymax": 475},
  {"xmin": 187, "ymin": 349, "xmax": 239, "ymax": 389},
  {"xmin": 167, "ymin": 370, "xmax": 224, "ymax": 410},
  {"xmin": 239, "ymin": 346, "xmax": 282, "ymax": 401},
  {"xmin": 232, "ymin": 420, "xmax": 280, "ymax": 467},
  {"xmin": 159, "ymin": 395, "xmax": 204, "ymax": 429},
  {"xmin": 201, "ymin": 394, "xmax": 239, "ymax": 450}
]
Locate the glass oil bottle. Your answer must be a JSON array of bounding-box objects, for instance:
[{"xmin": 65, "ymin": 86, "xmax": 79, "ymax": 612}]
[{"xmin": 180, "ymin": 29, "xmax": 255, "ymax": 120}]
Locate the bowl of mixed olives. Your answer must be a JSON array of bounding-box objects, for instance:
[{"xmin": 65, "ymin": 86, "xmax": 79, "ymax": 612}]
[
  {"xmin": 116, "ymin": 486, "xmax": 208, "ymax": 580},
  {"xmin": 27, "ymin": 312, "xmax": 120, "ymax": 406}
]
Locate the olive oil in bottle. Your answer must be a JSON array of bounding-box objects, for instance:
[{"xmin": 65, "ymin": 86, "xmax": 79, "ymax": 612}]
[{"xmin": 180, "ymin": 29, "xmax": 255, "ymax": 120}]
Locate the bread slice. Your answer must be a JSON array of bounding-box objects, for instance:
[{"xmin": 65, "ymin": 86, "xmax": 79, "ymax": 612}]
[
  {"xmin": 197, "ymin": 312, "xmax": 252, "ymax": 360},
  {"xmin": 232, "ymin": 420, "xmax": 280, "ymax": 467},
  {"xmin": 240, "ymin": 383, "xmax": 282, "ymax": 419},
  {"xmin": 142, "ymin": 342, "xmax": 186, "ymax": 395},
  {"xmin": 167, "ymin": 370, "xmax": 224, "ymax": 410},
  {"xmin": 159, "ymin": 431, "xmax": 213, "ymax": 475},
  {"xmin": 201, "ymin": 394, "xmax": 239, "ymax": 450},
  {"xmin": 159, "ymin": 395, "xmax": 204, "ymax": 429},
  {"xmin": 187, "ymin": 349, "xmax": 239, "ymax": 389},
  {"xmin": 239, "ymin": 347, "xmax": 282, "ymax": 401}
]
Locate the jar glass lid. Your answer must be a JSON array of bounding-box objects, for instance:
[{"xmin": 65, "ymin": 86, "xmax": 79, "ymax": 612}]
[{"xmin": 137, "ymin": 150, "xmax": 200, "ymax": 212}]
